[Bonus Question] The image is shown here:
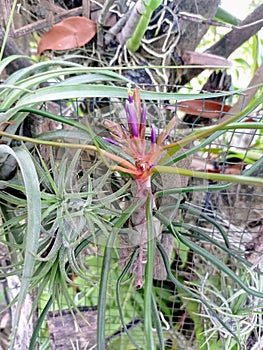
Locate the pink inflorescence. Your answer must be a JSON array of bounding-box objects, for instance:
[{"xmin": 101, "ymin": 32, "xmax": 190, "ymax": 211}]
[{"xmin": 103, "ymin": 88, "xmax": 176, "ymax": 181}]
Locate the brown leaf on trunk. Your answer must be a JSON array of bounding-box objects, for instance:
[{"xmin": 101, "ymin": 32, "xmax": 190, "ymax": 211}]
[
  {"xmin": 224, "ymin": 163, "xmax": 244, "ymax": 174},
  {"xmin": 166, "ymin": 100, "xmax": 231, "ymax": 119},
  {"xmin": 37, "ymin": 16, "xmax": 97, "ymax": 54},
  {"xmin": 182, "ymin": 50, "xmax": 232, "ymax": 67}
]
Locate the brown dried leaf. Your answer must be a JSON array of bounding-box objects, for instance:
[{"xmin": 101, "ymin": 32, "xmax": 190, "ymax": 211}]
[
  {"xmin": 182, "ymin": 50, "xmax": 232, "ymax": 67},
  {"xmin": 37, "ymin": 16, "xmax": 97, "ymax": 55},
  {"xmin": 166, "ymin": 100, "xmax": 231, "ymax": 118},
  {"xmin": 0, "ymin": 121, "xmax": 13, "ymax": 132},
  {"xmin": 224, "ymin": 163, "xmax": 243, "ymax": 174}
]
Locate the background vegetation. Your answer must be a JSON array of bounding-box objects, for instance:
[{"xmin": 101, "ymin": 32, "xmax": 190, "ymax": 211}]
[{"xmin": 0, "ymin": 1, "xmax": 262, "ymax": 349}]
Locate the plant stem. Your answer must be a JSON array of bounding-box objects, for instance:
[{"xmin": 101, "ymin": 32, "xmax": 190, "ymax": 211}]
[
  {"xmin": 144, "ymin": 195, "xmax": 156, "ymax": 349},
  {"xmin": 152, "ymin": 165, "xmax": 263, "ymax": 187},
  {"xmin": 0, "ymin": 131, "xmax": 138, "ymax": 173},
  {"xmin": 97, "ymin": 202, "xmax": 143, "ymax": 350}
]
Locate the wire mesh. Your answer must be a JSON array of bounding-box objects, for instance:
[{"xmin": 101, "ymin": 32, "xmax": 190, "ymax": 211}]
[{"xmin": 32, "ymin": 88, "xmax": 263, "ymax": 350}]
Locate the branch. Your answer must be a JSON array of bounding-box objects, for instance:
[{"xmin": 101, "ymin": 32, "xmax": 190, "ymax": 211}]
[
  {"xmin": 116, "ymin": 0, "xmax": 147, "ymax": 46},
  {"xmin": 97, "ymin": 0, "xmax": 115, "ymax": 52},
  {"xmin": 208, "ymin": 5, "xmax": 263, "ymax": 57},
  {"xmin": 13, "ymin": 7, "xmax": 83, "ymax": 38},
  {"xmin": 181, "ymin": 4, "xmax": 263, "ymax": 84}
]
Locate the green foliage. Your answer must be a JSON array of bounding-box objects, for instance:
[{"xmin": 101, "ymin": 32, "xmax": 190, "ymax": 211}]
[
  {"xmin": 126, "ymin": 0, "xmax": 162, "ymax": 52},
  {"xmin": 0, "ymin": 144, "xmax": 41, "ymax": 349},
  {"xmin": 214, "ymin": 6, "xmax": 241, "ymax": 25},
  {"xmin": 0, "ymin": 56, "xmax": 262, "ymax": 349}
]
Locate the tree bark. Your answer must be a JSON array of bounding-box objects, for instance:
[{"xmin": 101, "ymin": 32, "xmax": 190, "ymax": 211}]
[
  {"xmin": 208, "ymin": 4, "xmax": 263, "ymax": 58},
  {"xmin": 0, "ymin": 29, "xmax": 31, "ymax": 75},
  {"xmin": 174, "ymin": 0, "xmax": 220, "ymax": 54},
  {"xmin": 181, "ymin": 4, "xmax": 263, "ymax": 85}
]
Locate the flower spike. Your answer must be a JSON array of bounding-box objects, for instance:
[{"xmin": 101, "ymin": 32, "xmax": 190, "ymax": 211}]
[
  {"xmin": 141, "ymin": 104, "xmax": 146, "ymax": 125},
  {"xmin": 103, "ymin": 88, "xmax": 176, "ymax": 181},
  {"xmin": 133, "ymin": 87, "xmax": 142, "ymax": 120},
  {"xmin": 125, "ymin": 100, "xmax": 139, "ymax": 137},
  {"xmin": 139, "ymin": 103, "xmax": 146, "ymax": 139},
  {"xmin": 103, "ymin": 137, "xmax": 120, "ymax": 147},
  {"xmin": 151, "ymin": 125, "xmax": 157, "ymax": 144}
]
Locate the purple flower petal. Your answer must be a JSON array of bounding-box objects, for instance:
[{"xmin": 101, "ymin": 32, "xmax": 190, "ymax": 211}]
[
  {"xmin": 141, "ymin": 104, "xmax": 146, "ymax": 125},
  {"xmin": 128, "ymin": 93, "xmax": 133, "ymax": 103},
  {"xmin": 125, "ymin": 101, "xmax": 139, "ymax": 137},
  {"xmin": 103, "ymin": 137, "xmax": 120, "ymax": 147},
  {"xmin": 151, "ymin": 125, "xmax": 157, "ymax": 144},
  {"xmin": 121, "ymin": 124, "xmax": 129, "ymax": 137}
]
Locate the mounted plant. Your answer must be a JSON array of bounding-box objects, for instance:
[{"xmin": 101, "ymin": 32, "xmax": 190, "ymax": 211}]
[{"xmin": 0, "ymin": 56, "xmax": 263, "ymax": 349}]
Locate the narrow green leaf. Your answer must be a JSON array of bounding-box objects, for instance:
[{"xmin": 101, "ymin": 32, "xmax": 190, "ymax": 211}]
[
  {"xmin": 179, "ymin": 203, "xmax": 230, "ymax": 248},
  {"xmin": 97, "ymin": 201, "xmax": 144, "ymax": 350},
  {"xmin": 144, "ymin": 196, "xmax": 156, "ymax": 349},
  {"xmin": 221, "ymin": 122, "xmax": 263, "ymax": 130},
  {"xmin": 2, "ymin": 58, "xmax": 82, "ymax": 87},
  {"xmin": 152, "ymin": 165, "xmax": 263, "ymax": 186},
  {"xmin": 0, "ymin": 55, "xmax": 32, "ymax": 76},
  {"xmin": 214, "ymin": 6, "xmax": 241, "ymax": 25},
  {"xmin": 151, "ymin": 293, "xmax": 164, "ymax": 350},
  {"xmin": 1, "ymin": 1, "xmax": 20, "ymax": 60},
  {"xmin": 0, "ymin": 84, "xmax": 245, "ymax": 123},
  {"xmin": 0, "ymin": 145, "xmax": 41, "ymax": 348},
  {"xmin": 161, "ymin": 92, "xmax": 263, "ymax": 163},
  {"xmin": 116, "ymin": 248, "xmax": 140, "ymax": 349},
  {"xmin": 156, "ymin": 212, "xmax": 263, "ymax": 300},
  {"xmin": 156, "ymin": 241, "xmax": 241, "ymax": 346},
  {"xmin": 29, "ymin": 297, "xmax": 53, "ymax": 350}
]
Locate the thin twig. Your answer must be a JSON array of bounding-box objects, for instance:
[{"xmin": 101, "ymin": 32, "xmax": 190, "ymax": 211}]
[
  {"xmin": 0, "ymin": 0, "xmax": 17, "ymax": 61},
  {"xmin": 104, "ymin": 11, "xmax": 131, "ymax": 46},
  {"xmin": 0, "ymin": 0, "xmax": 15, "ymax": 36},
  {"xmin": 178, "ymin": 11, "xmax": 263, "ymax": 30},
  {"xmin": 116, "ymin": 0, "xmax": 146, "ymax": 46},
  {"xmin": 97, "ymin": 0, "xmax": 115, "ymax": 52},
  {"xmin": 13, "ymin": 7, "xmax": 83, "ymax": 38},
  {"xmin": 82, "ymin": 0, "xmax": 90, "ymax": 18}
]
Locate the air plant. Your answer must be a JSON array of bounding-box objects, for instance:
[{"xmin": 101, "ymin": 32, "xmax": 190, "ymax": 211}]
[
  {"xmin": 98, "ymin": 87, "xmax": 263, "ymax": 349},
  {"xmin": 101, "ymin": 87, "xmax": 263, "ymax": 289},
  {"xmin": 103, "ymin": 87, "xmax": 177, "ymax": 288},
  {"xmin": 1, "ymin": 59, "xmax": 263, "ymax": 349}
]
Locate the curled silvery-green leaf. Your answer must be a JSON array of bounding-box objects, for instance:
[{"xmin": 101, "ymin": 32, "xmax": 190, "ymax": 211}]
[{"xmin": 0, "ymin": 145, "xmax": 41, "ymax": 349}]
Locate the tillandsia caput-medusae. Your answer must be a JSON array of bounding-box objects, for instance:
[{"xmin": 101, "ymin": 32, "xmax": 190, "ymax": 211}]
[{"xmin": 103, "ymin": 87, "xmax": 188, "ymax": 288}]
